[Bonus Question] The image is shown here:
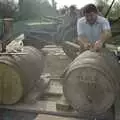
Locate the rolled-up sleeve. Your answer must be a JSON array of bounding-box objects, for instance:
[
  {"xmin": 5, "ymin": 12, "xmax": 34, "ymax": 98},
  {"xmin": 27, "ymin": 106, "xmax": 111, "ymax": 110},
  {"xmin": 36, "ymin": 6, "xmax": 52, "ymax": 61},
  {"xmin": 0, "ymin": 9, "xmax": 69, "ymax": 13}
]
[
  {"xmin": 77, "ymin": 19, "xmax": 84, "ymax": 36},
  {"xmin": 102, "ymin": 19, "xmax": 111, "ymax": 31}
]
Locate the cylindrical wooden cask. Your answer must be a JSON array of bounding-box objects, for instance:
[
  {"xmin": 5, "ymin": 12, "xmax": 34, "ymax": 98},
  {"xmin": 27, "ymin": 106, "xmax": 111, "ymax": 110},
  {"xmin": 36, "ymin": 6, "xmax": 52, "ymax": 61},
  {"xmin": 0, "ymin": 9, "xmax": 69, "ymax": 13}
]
[
  {"xmin": 0, "ymin": 46, "xmax": 45, "ymax": 104},
  {"xmin": 63, "ymin": 48, "xmax": 120, "ymax": 116}
]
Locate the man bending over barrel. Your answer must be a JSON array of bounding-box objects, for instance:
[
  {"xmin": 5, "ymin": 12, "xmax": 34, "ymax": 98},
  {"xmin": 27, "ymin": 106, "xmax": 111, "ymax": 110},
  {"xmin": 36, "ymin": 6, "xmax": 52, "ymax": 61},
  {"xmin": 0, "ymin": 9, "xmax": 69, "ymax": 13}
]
[
  {"xmin": 77, "ymin": 4, "xmax": 112, "ymax": 51},
  {"xmin": 77, "ymin": 4, "xmax": 115, "ymax": 120}
]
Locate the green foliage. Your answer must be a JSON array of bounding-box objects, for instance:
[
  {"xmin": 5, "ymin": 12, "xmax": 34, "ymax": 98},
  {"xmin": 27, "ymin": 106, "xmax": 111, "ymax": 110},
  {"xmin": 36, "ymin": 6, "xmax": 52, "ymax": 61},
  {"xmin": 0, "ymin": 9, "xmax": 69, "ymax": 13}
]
[
  {"xmin": 19, "ymin": 0, "xmax": 58, "ymax": 20},
  {"xmin": 111, "ymin": 1, "xmax": 120, "ymax": 18},
  {"xmin": 95, "ymin": 0, "xmax": 120, "ymax": 18},
  {"xmin": 0, "ymin": 1, "xmax": 17, "ymax": 18}
]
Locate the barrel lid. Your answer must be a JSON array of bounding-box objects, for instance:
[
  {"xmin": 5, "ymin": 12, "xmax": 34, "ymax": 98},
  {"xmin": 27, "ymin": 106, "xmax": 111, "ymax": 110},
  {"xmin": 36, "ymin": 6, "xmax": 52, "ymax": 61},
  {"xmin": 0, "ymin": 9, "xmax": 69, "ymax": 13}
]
[
  {"xmin": 63, "ymin": 66, "xmax": 115, "ymax": 116},
  {"xmin": 63, "ymin": 49, "xmax": 117, "ymax": 116}
]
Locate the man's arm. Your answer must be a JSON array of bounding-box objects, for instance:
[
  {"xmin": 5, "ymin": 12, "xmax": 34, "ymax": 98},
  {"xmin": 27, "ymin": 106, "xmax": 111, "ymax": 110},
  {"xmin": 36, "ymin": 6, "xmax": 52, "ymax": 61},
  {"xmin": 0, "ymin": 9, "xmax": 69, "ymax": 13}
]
[
  {"xmin": 77, "ymin": 19, "xmax": 91, "ymax": 49},
  {"xmin": 99, "ymin": 30, "xmax": 112, "ymax": 44},
  {"xmin": 99, "ymin": 19, "xmax": 112, "ymax": 44},
  {"xmin": 94, "ymin": 18, "xmax": 112, "ymax": 50},
  {"xmin": 77, "ymin": 35, "xmax": 89, "ymax": 45}
]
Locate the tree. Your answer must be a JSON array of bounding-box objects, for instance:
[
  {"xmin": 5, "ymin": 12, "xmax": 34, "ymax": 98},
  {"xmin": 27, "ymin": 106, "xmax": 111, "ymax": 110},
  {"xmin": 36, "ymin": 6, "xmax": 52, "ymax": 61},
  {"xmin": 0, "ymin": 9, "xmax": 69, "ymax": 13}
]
[
  {"xmin": 0, "ymin": 0, "xmax": 17, "ymax": 18},
  {"xmin": 18, "ymin": 0, "xmax": 58, "ymax": 20},
  {"xmin": 95, "ymin": 0, "xmax": 120, "ymax": 18}
]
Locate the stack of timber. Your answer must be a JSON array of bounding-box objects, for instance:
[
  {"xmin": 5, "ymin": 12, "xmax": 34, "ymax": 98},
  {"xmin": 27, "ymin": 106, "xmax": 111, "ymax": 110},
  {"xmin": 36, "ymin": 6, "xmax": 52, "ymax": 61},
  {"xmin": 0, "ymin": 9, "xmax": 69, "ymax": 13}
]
[
  {"xmin": 24, "ymin": 30, "xmax": 55, "ymax": 49},
  {"xmin": 24, "ymin": 34, "xmax": 47, "ymax": 50},
  {"xmin": 62, "ymin": 48, "xmax": 120, "ymax": 117},
  {"xmin": 0, "ymin": 46, "xmax": 46, "ymax": 105}
]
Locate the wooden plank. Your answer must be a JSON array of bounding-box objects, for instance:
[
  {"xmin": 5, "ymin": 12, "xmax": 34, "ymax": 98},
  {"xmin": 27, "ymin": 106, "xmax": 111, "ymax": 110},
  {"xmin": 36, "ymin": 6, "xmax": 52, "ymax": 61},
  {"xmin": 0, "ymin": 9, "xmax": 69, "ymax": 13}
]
[
  {"xmin": 62, "ymin": 41, "xmax": 82, "ymax": 59},
  {"xmin": 105, "ymin": 43, "xmax": 117, "ymax": 51},
  {"xmin": 34, "ymin": 114, "xmax": 84, "ymax": 120},
  {"xmin": 23, "ymin": 77, "xmax": 51, "ymax": 104},
  {"xmin": 0, "ymin": 98, "xmax": 115, "ymax": 119},
  {"xmin": 0, "ymin": 52, "xmax": 27, "ymax": 55},
  {"xmin": 45, "ymin": 81, "xmax": 63, "ymax": 96},
  {"xmin": 56, "ymin": 96, "xmax": 72, "ymax": 111},
  {"xmin": 50, "ymin": 77, "xmax": 64, "ymax": 81},
  {"xmin": 0, "ymin": 101, "xmax": 84, "ymax": 118},
  {"xmin": 44, "ymin": 45, "xmax": 58, "ymax": 48},
  {"xmin": 0, "ymin": 18, "xmax": 13, "ymax": 21},
  {"xmin": 64, "ymin": 41, "xmax": 81, "ymax": 49},
  {"xmin": 0, "ymin": 100, "xmax": 107, "ymax": 119}
]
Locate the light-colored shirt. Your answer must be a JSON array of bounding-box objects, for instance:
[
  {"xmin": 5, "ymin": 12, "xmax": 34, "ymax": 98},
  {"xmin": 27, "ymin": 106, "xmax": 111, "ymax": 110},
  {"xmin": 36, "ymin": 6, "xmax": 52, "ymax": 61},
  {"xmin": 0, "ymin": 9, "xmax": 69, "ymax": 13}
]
[{"xmin": 77, "ymin": 15, "xmax": 111, "ymax": 43}]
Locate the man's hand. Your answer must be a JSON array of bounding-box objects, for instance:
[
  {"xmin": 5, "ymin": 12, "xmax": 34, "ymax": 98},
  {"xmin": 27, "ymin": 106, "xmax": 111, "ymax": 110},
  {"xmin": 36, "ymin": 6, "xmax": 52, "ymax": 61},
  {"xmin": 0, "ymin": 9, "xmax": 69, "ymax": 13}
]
[
  {"xmin": 78, "ymin": 36, "xmax": 92, "ymax": 50},
  {"xmin": 83, "ymin": 42, "xmax": 91, "ymax": 50},
  {"xmin": 94, "ymin": 40, "xmax": 103, "ymax": 51},
  {"xmin": 77, "ymin": 40, "xmax": 91, "ymax": 50}
]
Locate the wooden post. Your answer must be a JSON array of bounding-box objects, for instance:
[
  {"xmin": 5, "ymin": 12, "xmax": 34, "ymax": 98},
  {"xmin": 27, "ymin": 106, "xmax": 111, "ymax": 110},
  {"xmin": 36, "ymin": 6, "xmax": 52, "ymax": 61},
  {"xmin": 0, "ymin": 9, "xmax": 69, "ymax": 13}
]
[
  {"xmin": 1, "ymin": 18, "xmax": 13, "ymax": 52},
  {"xmin": 3, "ymin": 18, "xmax": 13, "ymax": 34}
]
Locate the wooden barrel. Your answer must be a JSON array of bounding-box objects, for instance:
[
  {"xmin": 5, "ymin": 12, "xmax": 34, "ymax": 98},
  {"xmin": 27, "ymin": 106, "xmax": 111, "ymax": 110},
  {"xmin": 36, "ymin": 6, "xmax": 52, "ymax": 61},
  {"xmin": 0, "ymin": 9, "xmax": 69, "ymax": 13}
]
[
  {"xmin": 63, "ymin": 48, "xmax": 120, "ymax": 116},
  {"xmin": 0, "ymin": 46, "xmax": 45, "ymax": 105},
  {"xmin": 62, "ymin": 41, "xmax": 84, "ymax": 59}
]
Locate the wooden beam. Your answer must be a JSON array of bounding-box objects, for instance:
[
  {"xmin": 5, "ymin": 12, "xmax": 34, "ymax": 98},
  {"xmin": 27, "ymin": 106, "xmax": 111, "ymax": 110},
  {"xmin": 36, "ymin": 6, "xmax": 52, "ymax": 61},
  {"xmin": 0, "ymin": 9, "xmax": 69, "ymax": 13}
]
[
  {"xmin": 0, "ymin": 101, "xmax": 82, "ymax": 118},
  {"xmin": 34, "ymin": 114, "xmax": 81, "ymax": 120},
  {"xmin": 0, "ymin": 52, "xmax": 27, "ymax": 55}
]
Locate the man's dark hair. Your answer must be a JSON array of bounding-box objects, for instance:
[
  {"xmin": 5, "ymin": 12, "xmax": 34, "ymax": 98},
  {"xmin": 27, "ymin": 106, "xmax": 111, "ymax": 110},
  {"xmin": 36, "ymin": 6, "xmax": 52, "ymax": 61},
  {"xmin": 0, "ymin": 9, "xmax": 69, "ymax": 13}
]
[
  {"xmin": 69, "ymin": 5, "xmax": 76, "ymax": 11},
  {"xmin": 84, "ymin": 4, "xmax": 98, "ymax": 14}
]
